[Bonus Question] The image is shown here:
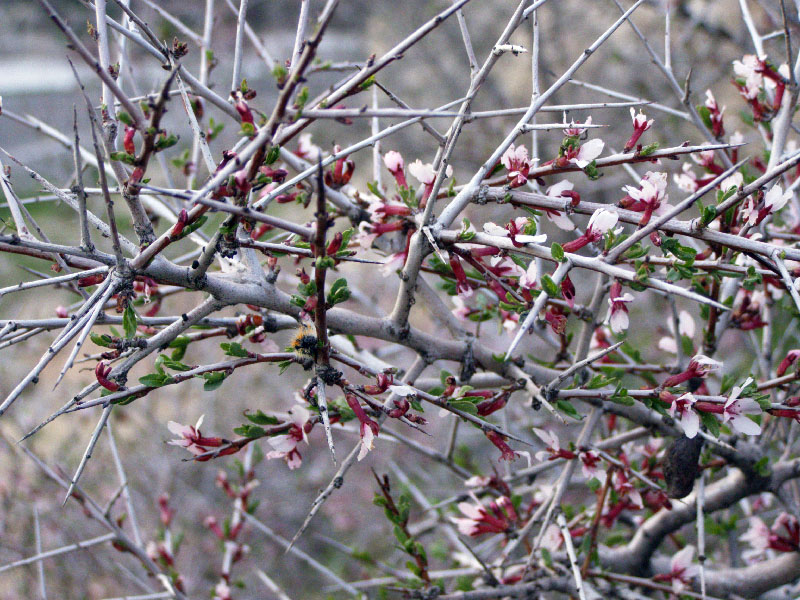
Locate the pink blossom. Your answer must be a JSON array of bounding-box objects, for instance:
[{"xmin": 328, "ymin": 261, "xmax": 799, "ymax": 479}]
[
  {"xmin": 740, "ymin": 513, "xmax": 799, "ymax": 561},
  {"xmin": 540, "ymin": 523, "xmax": 564, "ymax": 552},
  {"xmin": 654, "ymin": 545, "xmax": 699, "ymax": 594},
  {"xmin": 448, "ymin": 253, "xmax": 473, "ymax": 298},
  {"xmin": 704, "ymin": 90, "xmax": 726, "ymax": 137},
  {"xmin": 744, "ymin": 184, "xmax": 792, "ymax": 226},
  {"xmin": 488, "ymin": 256, "xmax": 525, "ymax": 281},
  {"xmin": 733, "ymin": 54, "xmax": 767, "ymax": 98},
  {"xmin": 620, "ymin": 171, "xmax": 668, "ymax": 225},
  {"xmin": 295, "ymin": 132, "xmax": 322, "ymax": 160},
  {"xmin": 661, "ymin": 354, "xmax": 722, "ymax": 388},
  {"xmin": 483, "ymin": 218, "xmax": 547, "ymax": 246},
  {"xmin": 624, "ymin": 108, "xmax": 653, "ymax": 151},
  {"xmin": 345, "ymin": 393, "xmax": 380, "ymax": 460},
  {"xmin": 606, "ymin": 280, "xmax": 634, "ymax": 334},
  {"xmin": 561, "ymin": 208, "xmax": 618, "ymax": 253},
  {"xmin": 408, "ymin": 159, "xmax": 452, "ymax": 186},
  {"xmin": 563, "ymin": 116, "xmax": 593, "ymax": 137},
  {"xmin": 668, "ymin": 393, "xmax": 700, "ymax": 438},
  {"xmin": 613, "ymin": 469, "xmax": 643, "ymax": 509},
  {"xmin": 580, "ymin": 450, "xmax": 605, "ymax": 481},
  {"xmin": 674, "ymin": 163, "xmax": 701, "ymax": 192},
  {"xmin": 777, "ymin": 349, "xmax": 800, "ymax": 376},
  {"xmin": 451, "ymin": 495, "xmax": 517, "ymax": 537},
  {"xmin": 570, "ymin": 138, "xmax": 604, "ymax": 169},
  {"xmin": 383, "ymin": 150, "xmax": 407, "ymax": 188},
  {"xmin": 561, "ymin": 274, "xmax": 576, "ymax": 309},
  {"xmin": 544, "ymin": 180, "xmax": 577, "ymax": 230},
  {"xmin": 501, "ymin": 144, "xmax": 534, "ymax": 188},
  {"xmin": 167, "ymin": 415, "xmax": 224, "ymax": 458},
  {"xmin": 723, "ymin": 378, "xmax": 762, "ymax": 436},
  {"xmin": 533, "ymin": 428, "xmax": 576, "ymax": 462},
  {"xmin": 451, "ymin": 295, "xmax": 471, "ymax": 321},
  {"xmin": 519, "ymin": 259, "xmax": 539, "ymax": 290},
  {"xmin": 265, "ymin": 405, "xmax": 312, "ymax": 470}
]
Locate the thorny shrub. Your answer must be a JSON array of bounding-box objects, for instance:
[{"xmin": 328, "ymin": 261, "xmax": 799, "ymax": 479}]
[{"xmin": 2, "ymin": 1, "xmax": 800, "ymax": 599}]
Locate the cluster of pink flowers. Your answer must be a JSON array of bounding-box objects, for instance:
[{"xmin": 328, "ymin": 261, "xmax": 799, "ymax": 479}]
[
  {"xmin": 740, "ymin": 512, "xmax": 800, "ymax": 561},
  {"xmin": 732, "ymin": 54, "xmax": 788, "ymax": 121},
  {"xmin": 452, "ymin": 495, "xmax": 519, "ymax": 537},
  {"xmin": 660, "ymin": 370, "xmax": 763, "ymax": 437},
  {"xmin": 533, "ymin": 428, "xmax": 604, "ymax": 481}
]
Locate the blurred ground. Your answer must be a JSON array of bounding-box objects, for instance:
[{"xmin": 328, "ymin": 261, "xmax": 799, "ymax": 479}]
[{"xmin": 0, "ymin": 0, "xmax": 793, "ymax": 598}]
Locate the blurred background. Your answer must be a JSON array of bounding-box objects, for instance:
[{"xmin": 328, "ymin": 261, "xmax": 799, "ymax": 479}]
[{"xmin": 0, "ymin": 0, "xmax": 793, "ymax": 597}]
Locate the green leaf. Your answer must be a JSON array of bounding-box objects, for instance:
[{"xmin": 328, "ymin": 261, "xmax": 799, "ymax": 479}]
[
  {"xmin": 221, "ymin": 342, "xmax": 250, "ymax": 358},
  {"xmin": 551, "ymin": 242, "xmax": 565, "ymax": 262},
  {"xmin": 585, "ymin": 374, "xmax": 615, "ymax": 389},
  {"xmin": 240, "ymin": 122, "xmax": 256, "ymax": 137},
  {"xmin": 233, "ymin": 424, "xmax": 266, "ymax": 438},
  {"xmin": 138, "ymin": 372, "xmax": 174, "ymax": 387},
  {"xmin": 244, "ymin": 410, "xmax": 279, "ymax": 425},
  {"xmin": 582, "ymin": 160, "xmax": 600, "ymax": 180},
  {"xmin": 680, "ymin": 334, "xmax": 694, "ymax": 357},
  {"xmin": 555, "ymin": 399, "xmax": 581, "ymax": 420},
  {"xmin": 609, "ymin": 392, "xmax": 635, "ymax": 406},
  {"xmin": 700, "ymin": 205, "xmax": 717, "ymax": 227},
  {"xmin": 699, "ymin": 411, "xmax": 720, "ymax": 437},
  {"xmin": 117, "ymin": 111, "xmax": 133, "ymax": 126},
  {"xmin": 448, "ymin": 400, "xmax": 479, "ymax": 416},
  {"xmin": 277, "ymin": 360, "xmax": 293, "ymax": 374},
  {"xmin": 540, "ymin": 547, "xmax": 553, "ymax": 568},
  {"xmin": 393, "ymin": 525, "xmax": 408, "ymax": 545},
  {"xmin": 697, "ymin": 105, "xmax": 713, "ymax": 129},
  {"xmin": 123, "ymin": 305, "xmax": 138, "ymax": 339},
  {"xmin": 169, "ymin": 336, "xmax": 190, "ymax": 361},
  {"xmin": 154, "ymin": 133, "xmax": 179, "ymax": 151},
  {"xmin": 109, "ymin": 151, "xmax": 136, "ymax": 165},
  {"xmin": 661, "ymin": 238, "xmax": 696, "ymax": 263},
  {"xmin": 541, "ymin": 274, "xmax": 560, "ymax": 297},
  {"xmin": 90, "ymin": 333, "xmax": 114, "ymax": 348},
  {"xmin": 638, "ymin": 142, "xmax": 659, "ymax": 156},
  {"xmin": 327, "ymin": 277, "xmax": 351, "ymax": 306},
  {"xmin": 174, "ymin": 215, "xmax": 207, "ymax": 240},
  {"xmin": 158, "ymin": 354, "xmax": 192, "ymax": 371},
  {"xmin": 203, "ymin": 371, "xmax": 227, "ymax": 391},
  {"xmin": 265, "ymin": 145, "xmax": 281, "ymax": 165}
]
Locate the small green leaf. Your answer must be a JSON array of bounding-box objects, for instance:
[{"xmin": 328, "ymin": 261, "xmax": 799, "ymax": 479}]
[
  {"xmin": 233, "ymin": 424, "xmax": 266, "ymax": 438},
  {"xmin": 699, "ymin": 411, "xmax": 720, "ymax": 437},
  {"xmin": 638, "ymin": 142, "xmax": 659, "ymax": 156},
  {"xmin": 541, "ymin": 274, "xmax": 560, "ymax": 297},
  {"xmin": 244, "ymin": 410, "xmax": 280, "ymax": 425},
  {"xmin": 138, "ymin": 372, "xmax": 174, "ymax": 387},
  {"xmin": 265, "ymin": 145, "xmax": 281, "ymax": 165},
  {"xmin": 551, "ymin": 243, "xmax": 565, "ymax": 262},
  {"xmin": 90, "ymin": 333, "xmax": 114, "ymax": 348},
  {"xmin": 109, "ymin": 151, "xmax": 136, "ymax": 165},
  {"xmin": 123, "ymin": 305, "xmax": 138, "ymax": 339},
  {"xmin": 221, "ymin": 342, "xmax": 250, "ymax": 358},
  {"xmin": 697, "ymin": 105, "xmax": 713, "ymax": 129},
  {"xmin": 555, "ymin": 399, "xmax": 581, "ymax": 420},
  {"xmin": 203, "ymin": 371, "xmax": 227, "ymax": 391}
]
